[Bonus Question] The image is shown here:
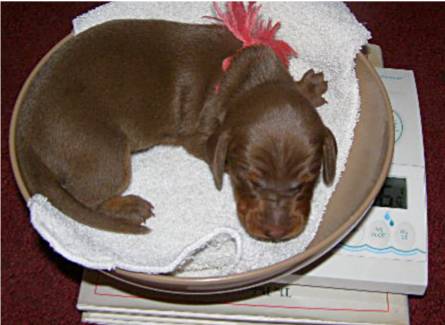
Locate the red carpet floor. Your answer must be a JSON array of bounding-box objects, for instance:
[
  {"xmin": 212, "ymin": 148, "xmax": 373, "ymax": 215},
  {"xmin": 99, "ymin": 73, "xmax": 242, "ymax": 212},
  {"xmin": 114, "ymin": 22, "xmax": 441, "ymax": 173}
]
[{"xmin": 2, "ymin": 3, "xmax": 444, "ymax": 324}]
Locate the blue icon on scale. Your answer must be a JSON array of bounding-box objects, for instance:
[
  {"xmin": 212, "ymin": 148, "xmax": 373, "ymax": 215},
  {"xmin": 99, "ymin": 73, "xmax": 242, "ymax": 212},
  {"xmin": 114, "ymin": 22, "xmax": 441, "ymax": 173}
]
[{"xmin": 384, "ymin": 212, "xmax": 395, "ymax": 227}]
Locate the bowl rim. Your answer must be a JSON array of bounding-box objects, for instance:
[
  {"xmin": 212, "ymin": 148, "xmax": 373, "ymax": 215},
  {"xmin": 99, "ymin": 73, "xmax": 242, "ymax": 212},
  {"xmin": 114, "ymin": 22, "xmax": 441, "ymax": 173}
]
[{"xmin": 9, "ymin": 33, "xmax": 394, "ymax": 295}]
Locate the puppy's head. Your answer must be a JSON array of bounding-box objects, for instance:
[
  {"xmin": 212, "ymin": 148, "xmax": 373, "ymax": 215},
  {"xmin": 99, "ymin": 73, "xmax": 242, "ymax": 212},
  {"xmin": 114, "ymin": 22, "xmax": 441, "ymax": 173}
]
[{"xmin": 207, "ymin": 88, "xmax": 337, "ymax": 241}]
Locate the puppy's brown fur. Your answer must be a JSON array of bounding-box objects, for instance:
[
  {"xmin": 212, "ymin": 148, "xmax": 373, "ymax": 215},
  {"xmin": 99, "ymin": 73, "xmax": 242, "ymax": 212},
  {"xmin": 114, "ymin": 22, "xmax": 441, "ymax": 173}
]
[{"xmin": 16, "ymin": 20, "xmax": 337, "ymax": 240}]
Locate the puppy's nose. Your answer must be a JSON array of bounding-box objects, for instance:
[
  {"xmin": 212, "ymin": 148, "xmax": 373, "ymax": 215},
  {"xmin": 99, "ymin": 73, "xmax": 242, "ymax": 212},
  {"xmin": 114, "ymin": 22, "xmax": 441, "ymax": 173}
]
[{"xmin": 264, "ymin": 226, "xmax": 287, "ymax": 240}]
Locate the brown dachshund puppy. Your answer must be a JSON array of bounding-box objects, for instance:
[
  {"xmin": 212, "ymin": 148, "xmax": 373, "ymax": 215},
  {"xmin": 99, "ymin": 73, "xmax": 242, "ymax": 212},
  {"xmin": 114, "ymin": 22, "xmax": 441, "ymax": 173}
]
[{"xmin": 16, "ymin": 20, "xmax": 337, "ymax": 241}]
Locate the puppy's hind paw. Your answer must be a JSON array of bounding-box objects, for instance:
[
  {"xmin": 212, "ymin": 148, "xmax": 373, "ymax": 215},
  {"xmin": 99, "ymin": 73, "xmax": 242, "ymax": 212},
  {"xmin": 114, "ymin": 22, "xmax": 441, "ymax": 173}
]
[{"xmin": 99, "ymin": 195, "xmax": 155, "ymax": 226}]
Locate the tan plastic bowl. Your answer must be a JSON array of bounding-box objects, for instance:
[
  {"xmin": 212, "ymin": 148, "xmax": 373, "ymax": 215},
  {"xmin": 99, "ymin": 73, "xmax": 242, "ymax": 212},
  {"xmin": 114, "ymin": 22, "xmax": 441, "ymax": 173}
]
[{"xmin": 10, "ymin": 34, "xmax": 394, "ymax": 295}]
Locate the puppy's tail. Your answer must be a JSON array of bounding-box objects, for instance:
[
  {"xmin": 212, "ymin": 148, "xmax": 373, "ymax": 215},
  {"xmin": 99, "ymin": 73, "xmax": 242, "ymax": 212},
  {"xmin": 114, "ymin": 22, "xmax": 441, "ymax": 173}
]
[{"xmin": 15, "ymin": 144, "xmax": 149, "ymax": 235}]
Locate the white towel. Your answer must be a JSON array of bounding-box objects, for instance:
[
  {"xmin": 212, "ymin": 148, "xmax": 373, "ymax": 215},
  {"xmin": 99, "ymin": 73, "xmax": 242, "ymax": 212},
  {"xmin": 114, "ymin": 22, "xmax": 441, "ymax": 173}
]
[{"xmin": 29, "ymin": 2, "xmax": 370, "ymax": 277}]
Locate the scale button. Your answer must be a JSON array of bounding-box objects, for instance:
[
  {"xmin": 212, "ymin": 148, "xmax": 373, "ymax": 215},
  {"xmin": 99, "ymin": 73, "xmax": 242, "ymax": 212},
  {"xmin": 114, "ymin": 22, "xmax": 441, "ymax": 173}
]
[
  {"xmin": 394, "ymin": 222, "xmax": 416, "ymax": 250},
  {"xmin": 367, "ymin": 221, "xmax": 391, "ymax": 248}
]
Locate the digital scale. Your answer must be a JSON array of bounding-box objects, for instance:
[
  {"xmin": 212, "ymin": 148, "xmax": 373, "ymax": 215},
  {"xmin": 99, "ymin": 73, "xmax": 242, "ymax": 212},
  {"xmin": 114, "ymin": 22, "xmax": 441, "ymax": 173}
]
[
  {"xmin": 77, "ymin": 60, "xmax": 424, "ymax": 325},
  {"xmin": 285, "ymin": 67, "xmax": 428, "ymax": 295}
]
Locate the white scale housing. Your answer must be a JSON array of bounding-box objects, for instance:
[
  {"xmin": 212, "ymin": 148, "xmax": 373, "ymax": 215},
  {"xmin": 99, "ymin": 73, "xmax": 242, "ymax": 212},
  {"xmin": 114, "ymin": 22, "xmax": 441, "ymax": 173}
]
[{"xmin": 284, "ymin": 68, "xmax": 428, "ymax": 295}]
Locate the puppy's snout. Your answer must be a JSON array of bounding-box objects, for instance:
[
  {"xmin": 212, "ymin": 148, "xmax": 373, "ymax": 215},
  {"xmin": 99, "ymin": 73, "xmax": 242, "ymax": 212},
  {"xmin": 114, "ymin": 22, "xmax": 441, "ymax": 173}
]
[
  {"xmin": 264, "ymin": 225, "xmax": 288, "ymax": 240},
  {"xmin": 263, "ymin": 206, "xmax": 307, "ymax": 241},
  {"xmin": 262, "ymin": 207, "xmax": 292, "ymax": 240},
  {"xmin": 236, "ymin": 195, "xmax": 309, "ymax": 241},
  {"xmin": 269, "ymin": 207, "xmax": 288, "ymax": 225}
]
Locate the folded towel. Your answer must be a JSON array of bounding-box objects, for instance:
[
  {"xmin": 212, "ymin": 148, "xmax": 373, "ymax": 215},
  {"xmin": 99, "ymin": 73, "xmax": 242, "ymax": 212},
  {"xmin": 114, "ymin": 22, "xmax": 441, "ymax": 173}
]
[{"xmin": 29, "ymin": 2, "xmax": 370, "ymax": 276}]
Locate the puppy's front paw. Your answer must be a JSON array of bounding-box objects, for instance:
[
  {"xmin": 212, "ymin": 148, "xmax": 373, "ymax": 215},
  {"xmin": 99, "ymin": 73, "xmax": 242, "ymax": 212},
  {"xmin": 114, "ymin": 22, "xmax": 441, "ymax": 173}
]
[
  {"xmin": 296, "ymin": 69, "xmax": 328, "ymax": 108},
  {"xmin": 99, "ymin": 195, "xmax": 154, "ymax": 226}
]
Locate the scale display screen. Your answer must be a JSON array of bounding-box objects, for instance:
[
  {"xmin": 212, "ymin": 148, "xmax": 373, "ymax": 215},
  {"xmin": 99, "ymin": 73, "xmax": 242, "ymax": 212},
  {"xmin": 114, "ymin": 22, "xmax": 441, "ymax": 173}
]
[{"xmin": 373, "ymin": 177, "xmax": 407, "ymax": 209}]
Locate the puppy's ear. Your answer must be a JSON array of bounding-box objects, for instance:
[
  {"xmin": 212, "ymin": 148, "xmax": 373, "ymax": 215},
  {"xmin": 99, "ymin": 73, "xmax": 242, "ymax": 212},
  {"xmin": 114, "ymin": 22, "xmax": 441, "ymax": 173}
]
[
  {"xmin": 295, "ymin": 69, "xmax": 328, "ymax": 108},
  {"xmin": 207, "ymin": 130, "xmax": 231, "ymax": 190},
  {"xmin": 322, "ymin": 127, "xmax": 337, "ymax": 185}
]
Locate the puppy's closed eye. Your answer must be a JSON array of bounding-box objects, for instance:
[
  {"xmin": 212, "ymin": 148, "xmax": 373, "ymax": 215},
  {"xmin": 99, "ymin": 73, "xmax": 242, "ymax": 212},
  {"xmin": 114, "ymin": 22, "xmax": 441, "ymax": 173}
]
[
  {"xmin": 247, "ymin": 171, "xmax": 266, "ymax": 189},
  {"xmin": 288, "ymin": 183, "xmax": 304, "ymax": 193}
]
